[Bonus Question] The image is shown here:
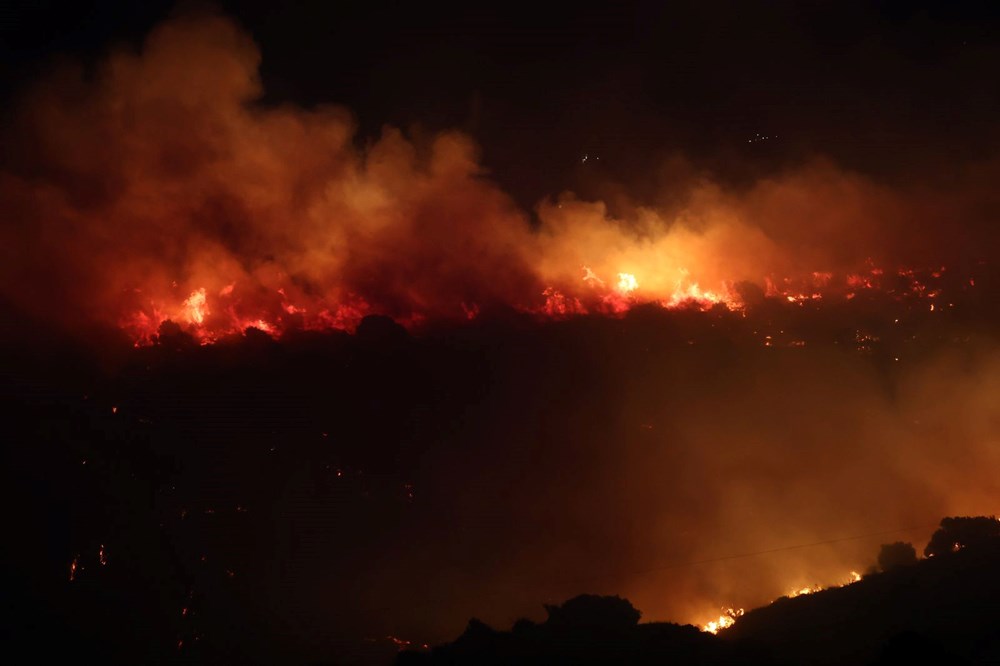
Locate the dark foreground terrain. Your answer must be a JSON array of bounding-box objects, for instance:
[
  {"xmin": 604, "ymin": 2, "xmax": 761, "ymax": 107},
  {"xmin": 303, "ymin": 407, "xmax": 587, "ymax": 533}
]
[
  {"xmin": 403, "ymin": 535, "xmax": 1000, "ymax": 665},
  {"xmin": 2, "ymin": 296, "xmax": 999, "ymax": 664}
]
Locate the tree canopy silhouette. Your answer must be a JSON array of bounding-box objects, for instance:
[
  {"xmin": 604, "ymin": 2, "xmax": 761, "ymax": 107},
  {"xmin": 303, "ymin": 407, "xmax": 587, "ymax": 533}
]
[
  {"xmin": 924, "ymin": 516, "xmax": 1000, "ymax": 558},
  {"xmin": 877, "ymin": 541, "xmax": 917, "ymax": 571},
  {"xmin": 542, "ymin": 594, "xmax": 641, "ymax": 631}
]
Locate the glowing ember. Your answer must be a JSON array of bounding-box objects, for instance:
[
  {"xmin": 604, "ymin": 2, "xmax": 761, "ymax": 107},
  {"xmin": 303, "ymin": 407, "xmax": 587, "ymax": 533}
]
[
  {"xmin": 461, "ymin": 302, "xmax": 480, "ymax": 320},
  {"xmin": 384, "ymin": 635, "xmax": 428, "ymax": 651},
  {"xmin": 541, "ymin": 288, "xmax": 587, "ymax": 318}
]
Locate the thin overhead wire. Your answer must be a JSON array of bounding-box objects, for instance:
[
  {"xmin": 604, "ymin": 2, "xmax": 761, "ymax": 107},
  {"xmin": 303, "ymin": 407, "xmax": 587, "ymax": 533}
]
[{"xmin": 553, "ymin": 522, "xmax": 940, "ymax": 585}]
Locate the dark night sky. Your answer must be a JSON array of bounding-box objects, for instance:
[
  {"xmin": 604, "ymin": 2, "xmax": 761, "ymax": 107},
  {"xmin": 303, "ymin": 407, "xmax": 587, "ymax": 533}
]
[{"xmin": 3, "ymin": 1, "xmax": 999, "ymax": 206}]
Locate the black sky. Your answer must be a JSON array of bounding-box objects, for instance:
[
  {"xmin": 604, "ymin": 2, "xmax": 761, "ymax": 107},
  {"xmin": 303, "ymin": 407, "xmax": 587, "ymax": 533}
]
[{"xmin": 2, "ymin": 0, "xmax": 998, "ymax": 207}]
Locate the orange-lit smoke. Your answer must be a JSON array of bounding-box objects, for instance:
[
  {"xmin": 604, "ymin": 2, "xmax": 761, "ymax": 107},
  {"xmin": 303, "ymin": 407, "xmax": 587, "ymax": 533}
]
[{"xmin": 2, "ymin": 13, "xmax": 995, "ymax": 344}]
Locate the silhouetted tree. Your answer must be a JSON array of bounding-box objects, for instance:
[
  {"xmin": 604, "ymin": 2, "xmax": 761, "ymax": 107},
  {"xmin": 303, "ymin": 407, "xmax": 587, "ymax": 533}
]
[
  {"xmin": 397, "ymin": 596, "xmax": 734, "ymax": 666},
  {"xmin": 455, "ymin": 618, "xmax": 498, "ymax": 644},
  {"xmin": 356, "ymin": 314, "xmax": 410, "ymax": 347},
  {"xmin": 877, "ymin": 541, "xmax": 917, "ymax": 571},
  {"xmin": 924, "ymin": 516, "xmax": 1000, "ymax": 558},
  {"xmin": 155, "ymin": 319, "xmax": 197, "ymax": 350},
  {"xmin": 511, "ymin": 617, "xmax": 538, "ymax": 634},
  {"xmin": 543, "ymin": 594, "xmax": 640, "ymax": 631}
]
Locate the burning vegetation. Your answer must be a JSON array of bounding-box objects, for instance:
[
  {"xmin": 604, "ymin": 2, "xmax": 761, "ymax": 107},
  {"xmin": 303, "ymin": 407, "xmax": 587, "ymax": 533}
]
[
  {"xmin": 398, "ymin": 524, "xmax": 1000, "ymax": 665},
  {"xmin": 1, "ymin": 14, "xmax": 998, "ymax": 347}
]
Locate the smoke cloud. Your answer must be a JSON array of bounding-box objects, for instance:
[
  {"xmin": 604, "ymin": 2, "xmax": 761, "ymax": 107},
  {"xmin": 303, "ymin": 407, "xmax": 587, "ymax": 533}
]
[{"xmin": 2, "ymin": 12, "xmax": 997, "ymax": 341}]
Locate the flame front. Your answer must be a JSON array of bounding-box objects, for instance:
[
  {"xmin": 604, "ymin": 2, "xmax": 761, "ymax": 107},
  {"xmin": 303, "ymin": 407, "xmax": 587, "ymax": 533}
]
[
  {"xmin": 699, "ymin": 570, "xmax": 865, "ymax": 634},
  {"xmin": 112, "ymin": 258, "xmax": 963, "ymax": 346},
  {"xmin": 0, "ymin": 14, "xmax": 984, "ymax": 346}
]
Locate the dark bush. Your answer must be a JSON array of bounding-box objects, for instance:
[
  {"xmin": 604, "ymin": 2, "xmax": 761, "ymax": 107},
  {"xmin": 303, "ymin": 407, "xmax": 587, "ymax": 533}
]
[
  {"xmin": 924, "ymin": 516, "xmax": 1000, "ymax": 558},
  {"xmin": 877, "ymin": 542, "xmax": 917, "ymax": 571},
  {"xmin": 543, "ymin": 594, "xmax": 641, "ymax": 631}
]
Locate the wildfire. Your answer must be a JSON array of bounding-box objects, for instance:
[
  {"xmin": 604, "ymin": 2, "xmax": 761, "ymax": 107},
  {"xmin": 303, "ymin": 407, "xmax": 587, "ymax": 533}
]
[
  {"xmin": 182, "ymin": 288, "xmax": 209, "ymax": 325},
  {"xmin": 788, "ymin": 585, "xmax": 822, "ymax": 598},
  {"xmin": 382, "ymin": 635, "xmax": 430, "ymax": 652},
  {"xmin": 661, "ymin": 281, "xmax": 734, "ymax": 310},
  {"xmin": 785, "ymin": 569, "xmax": 864, "ymax": 599},
  {"xmin": 702, "ymin": 607, "xmax": 744, "ymax": 634},
  {"xmin": 113, "ymin": 260, "xmax": 974, "ymax": 346},
  {"xmin": 0, "ymin": 12, "xmax": 987, "ymax": 357},
  {"xmin": 700, "ymin": 570, "xmax": 864, "ymax": 634}
]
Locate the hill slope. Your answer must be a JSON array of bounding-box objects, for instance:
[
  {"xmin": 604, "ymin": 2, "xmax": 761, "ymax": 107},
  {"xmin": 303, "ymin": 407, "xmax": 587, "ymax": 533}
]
[
  {"xmin": 724, "ymin": 539, "xmax": 1000, "ymax": 665},
  {"xmin": 402, "ymin": 538, "xmax": 1000, "ymax": 665}
]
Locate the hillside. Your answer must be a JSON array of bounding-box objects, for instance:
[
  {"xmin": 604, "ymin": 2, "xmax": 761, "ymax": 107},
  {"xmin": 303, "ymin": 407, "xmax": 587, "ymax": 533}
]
[
  {"xmin": 401, "ymin": 537, "xmax": 1000, "ymax": 665},
  {"xmin": 725, "ymin": 538, "xmax": 1000, "ymax": 665}
]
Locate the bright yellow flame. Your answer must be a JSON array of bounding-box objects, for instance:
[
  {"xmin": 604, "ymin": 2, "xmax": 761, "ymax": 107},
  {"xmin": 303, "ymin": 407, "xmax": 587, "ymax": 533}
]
[
  {"xmin": 788, "ymin": 584, "xmax": 822, "ymax": 597},
  {"xmin": 182, "ymin": 288, "xmax": 209, "ymax": 325},
  {"xmin": 784, "ymin": 570, "xmax": 864, "ymax": 600},
  {"xmin": 700, "ymin": 570, "xmax": 865, "ymax": 634},
  {"xmin": 662, "ymin": 282, "xmax": 733, "ymax": 309},
  {"xmin": 616, "ymin": 272, "xmax": 639, "ymax": 294},
  {"xmin": 701, "ymin": 607, "xmax": 744, "ymax": 634}
]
